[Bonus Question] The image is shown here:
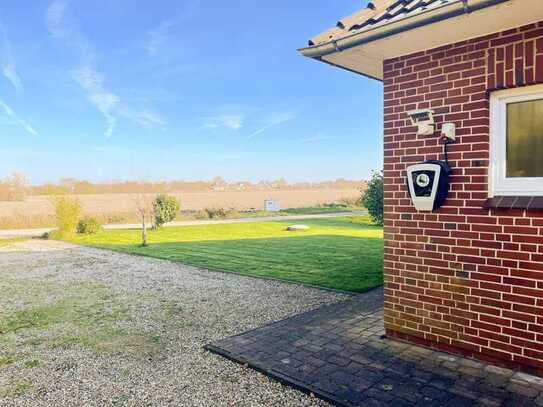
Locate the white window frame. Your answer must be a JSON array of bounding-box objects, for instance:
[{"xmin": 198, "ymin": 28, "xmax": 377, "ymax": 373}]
[{"xmin": 490, "ymin": 84, "xmax": 543, "ymax": 197}]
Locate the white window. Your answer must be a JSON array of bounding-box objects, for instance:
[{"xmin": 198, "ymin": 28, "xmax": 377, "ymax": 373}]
[{"xmin": 490, "ymin": 84, "xmax": 543, "ymax": 196}]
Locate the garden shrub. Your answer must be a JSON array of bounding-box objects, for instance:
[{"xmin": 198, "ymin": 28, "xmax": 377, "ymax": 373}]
[
  {"xmin": 77, "ymin": 217, "xmax": 101, "ymax": 234},
  {"xmin": 204, "ymin": 207, "xmax": 227, "ymax": 219},
  {"xmin": 51, "ymin": 196, "xmax": 82, "ymax": 237},
  {"xmin": 362, "ymin": 171, "xmax": 384, "ymax": 226},
  {"xmin": 153, "ymin": 194, "xmax": 180, "ymax": 228},
  {"xmin": 339, "ymin": 196, "xmax": 360, "ymax": 207},
  {"xmin": 194, "ymin": 209, "xmax": 209, "ymax": 220}
]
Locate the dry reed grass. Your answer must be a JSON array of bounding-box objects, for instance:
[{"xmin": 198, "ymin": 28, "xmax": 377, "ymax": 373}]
[{"xmin": 0, "ymin": 189, "xmax": 361, "ymax": 229}]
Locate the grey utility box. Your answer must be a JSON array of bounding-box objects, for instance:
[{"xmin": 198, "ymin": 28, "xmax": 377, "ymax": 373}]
[{"xmin": 264, "ymin": 199, "xmax": 281, "ymax": 212}]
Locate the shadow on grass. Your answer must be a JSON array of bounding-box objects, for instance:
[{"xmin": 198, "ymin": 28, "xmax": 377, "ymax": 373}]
[{"xmin": 92, "ymin": 234, "xmax": 384, "ymax": 293}]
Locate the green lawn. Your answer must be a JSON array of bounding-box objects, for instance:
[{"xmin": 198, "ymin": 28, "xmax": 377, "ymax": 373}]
[
  {"xmin": 67, "ymin": 216, "xmax": 383, "ymax": 293},
  {"xmin": 280, "ymin": 204, "xmax": 364, "ymax": 215}
]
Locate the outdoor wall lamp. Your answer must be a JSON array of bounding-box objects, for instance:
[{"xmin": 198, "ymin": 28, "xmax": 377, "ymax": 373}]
[{"xmin": 407, "ymin": 109, "xmax": 435, "ymax": 136}]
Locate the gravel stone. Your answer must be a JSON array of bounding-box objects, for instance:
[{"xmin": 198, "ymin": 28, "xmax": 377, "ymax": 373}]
[{"xmin": 0, "ymin": 240, "xmax": 347, "ymax": 406}]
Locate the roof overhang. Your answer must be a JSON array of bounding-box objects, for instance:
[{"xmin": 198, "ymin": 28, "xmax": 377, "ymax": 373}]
[{"xmin": 299, "ymin": 0, "xmax": 543, "ymax": 81}]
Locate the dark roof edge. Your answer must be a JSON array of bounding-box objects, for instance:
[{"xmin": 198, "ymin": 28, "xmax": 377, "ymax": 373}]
[{"xmin": 299, "ymin": 0, "xmax": 511, "ymax": 61}]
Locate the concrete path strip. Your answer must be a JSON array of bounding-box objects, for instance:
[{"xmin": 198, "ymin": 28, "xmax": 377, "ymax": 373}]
[{"xmin": 0, "ymin": 211, "xmax": 366, "ymax": 238}]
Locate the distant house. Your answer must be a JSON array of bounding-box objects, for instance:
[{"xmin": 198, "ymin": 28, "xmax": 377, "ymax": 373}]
[{"xmin": 301, "ymin": 0, "xmax": 543, "ymax": 376}]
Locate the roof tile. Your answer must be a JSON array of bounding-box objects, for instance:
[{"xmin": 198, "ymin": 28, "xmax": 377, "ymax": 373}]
[{"xmin": 309, "ymin": 0, "xmax": 456, "ymax": 46}]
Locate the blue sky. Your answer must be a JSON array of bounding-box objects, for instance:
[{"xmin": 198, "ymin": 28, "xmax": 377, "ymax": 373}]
[{"xmin": 0, "ymin": 1, "xmax": 383, "ymax": 184}]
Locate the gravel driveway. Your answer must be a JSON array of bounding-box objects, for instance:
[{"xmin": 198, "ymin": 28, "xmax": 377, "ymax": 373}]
[{"xmin": 0, "ymin": 239, "xmax": 347, "ymax": 406}]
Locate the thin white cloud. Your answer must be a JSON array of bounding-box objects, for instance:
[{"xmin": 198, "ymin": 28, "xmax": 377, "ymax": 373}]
[
  {"xmin": 145, "ymin": 2, "xmax": 200, "ymax": 59},
  {"xmin": 0, "ymin": 100, "xmax": 38, "ymax": 136},
  {"xmin": 146, "ymin": 20, "xmax": 175, "ymax": 57},
  {"xmin": 3, "ymin": 66, "xmax": 23, "ymax": 94},
  {"xmin": 71, "ymin": 66, "xmax": 119, "ymax": 138},
  {"xmin": 71, "ymin": 65, "xmax": 103, "ymax": 89},
  {"xmin": 46, "ymin": 0, "xmax": 70, "ymax": 39},
  {"xmin": 0, "ymin": 24, "xmax": 23, "ymax": 94},
  {"xmin": 120, "ymin": 108, "xmax": 167, "ymax": 130},
  {"xmin": 206, "ymin": 114, "xmax": 245, "ymax": 130},
  {"xmin": 48, "ymin": 1, "xmax": 117, "ymax": 137},
  {"xmin": 90, "ymin": 93, "xmax": 118, "ymax": 138},
  {"xmin": 247, "ymin": 112, "xmax": 296, "ymax": 139},
  {"xmin": 47, "ymin": 1, "xmax": 167, "ymax": 137},
  {"xmin": 46, "ymin": 0, "xmax": 94, "ymax": 64}
]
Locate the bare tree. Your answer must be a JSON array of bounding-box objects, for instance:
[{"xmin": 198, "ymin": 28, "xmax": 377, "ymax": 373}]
[
  {"xmin": 0, "ymin": 172, "xmax": 28, "ymax": 201},
  {"xmin": 132, "ymin": 193, "xmax": 155, "ymax": 247}
]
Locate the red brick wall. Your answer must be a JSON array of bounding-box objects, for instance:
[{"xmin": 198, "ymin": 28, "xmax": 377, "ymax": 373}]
[{"xmin": 383, "ymin": 21, "xmax": 543, "ymax": 375}]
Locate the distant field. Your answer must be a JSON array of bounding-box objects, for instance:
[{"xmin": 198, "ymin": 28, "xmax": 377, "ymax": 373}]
[
  {"xmin": 0, "ymin": 189, "xmax": 361, "ymax": 229},
  {"xmin": 67, "ymin": 216, "xmax": 383, "ymax": 293}
]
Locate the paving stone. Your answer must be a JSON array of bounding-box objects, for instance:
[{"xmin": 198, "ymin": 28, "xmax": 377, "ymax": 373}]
[
  {"xmin": 459, "ymin": 365, "xmax": 487, "ymax": 378},
  {"xmin": 306, "ymin": 344, "xmax": 323, "ymax": 352},
  {"xmin": 478, "ymin": 395, "xmax": 503, "ymax": 407},
  {"xmin": 292, "ymin": 339, "xmax": 309, "ymax": 347},
  {"xmin": 420, "ymin": 385, "xmax": 451, "ymax": 401},
  {"xmin": 443, "ymin": 361, "xmax": 461, "ymax": 371},
  {"xmin": 207, "ymin": 287, "xmax": 543, "ymax": 407},
  {"xmin": 502, "ymin": 394, "xmax": 538, "ymax": 407},
  {"xmin": 280, "ymin": 358, "xmax": 304, "ymax": 368},
  {"xmin": 428, "ymin": 376, "xmax": 456, "ymax": 390},
  {"xmin": 361, "ymin": 397, "xmax": 392, "ymax": 407},
  {"xmin": 356, "ymin": 368, "xmax": 385, "ymax": 383},
  {"xmin": 442, "ymin": 395, "xmax": 476, "ymax": 406},
  {"xmin": 513, "ymin": 372, "xmax": 543, "ymax": 387},
  {"xmin": 437, "ymin": 354, "xmax": 458, "ymax": 363},
  {"xmin": 485, "ymin": 373, "xmax": 513, "ymax": 387},
  {"xmin": 388, "ymin": 398, "xmax": 414, "ymax": 407},
  {"xmin": 352, "ymin": 377, "xmax": 374, "ymax": 392},
  {"xmin": 344, "ymin": 361, "xmax": 364, "ymax": 375},
  {"xmin": 335, "ymin": 387, "xmax": 365, "ymax": 405},
  {"xmin": 306, "ymin": 355, "xmax": 327, "ymax": 368},
  {"xmin": 389, "ymin": 384, "xmax": 425, "ymax": 403},
  {"xmin": 323, "ymin": 343, "xmax": 344, "ymax": 352},
  {"xmin": 485, "ymin": 365, "xmax": 514, "ymax": 377},
  {"xmin": 410, "ymin": 368, "xmax": 435, "ymax": 382},
  {"xmin": 476, "ymin": 383, "xmax": 510, "ymax": 400},
  {"xmin": 460, "ymin": 358, "xmax": 484, "ymax": 369},
  {"xmin": 351, "ymin": 352, "xmax": 372, "ymax": 365},
  {"xmin": 365, "ymin": 386, "xmax": 396, "ymax": 402},
  {"xmin": 506, "ymin": 383, "xmax": 539, "ymax": 398},
  {"xmin": 438, "ymin": 382, "xmax": 480, "ymax": 401}
]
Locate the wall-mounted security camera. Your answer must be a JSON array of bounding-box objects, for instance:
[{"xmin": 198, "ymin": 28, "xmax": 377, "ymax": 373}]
[
  {"xmin": 406, "ymin": 160, "xmax": 452, "ymax": 211},
  {"xmin": 407, "ymin": 109, "xmax": 435, "ymax": 136}
]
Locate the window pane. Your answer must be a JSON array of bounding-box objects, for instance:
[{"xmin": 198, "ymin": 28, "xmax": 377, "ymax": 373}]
[{"xmin": 506, "ymin": 98, "xmax": 543, "ymax": 178}]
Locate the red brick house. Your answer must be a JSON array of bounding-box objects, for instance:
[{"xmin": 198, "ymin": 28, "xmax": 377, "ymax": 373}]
[{"xmin": 300, "ymin": 0, "xmax": 543, "ymax": 375}]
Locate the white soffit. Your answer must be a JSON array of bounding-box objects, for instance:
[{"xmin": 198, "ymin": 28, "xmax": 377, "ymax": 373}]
[{"xmin": 311, "ymin": 0, "xmax": 543, "ymax": 80}]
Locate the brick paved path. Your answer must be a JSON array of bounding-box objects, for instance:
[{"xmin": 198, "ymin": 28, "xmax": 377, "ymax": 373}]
[{"xmin": 206, "ymin": 288, "xmax": 543, "ymax": 406}]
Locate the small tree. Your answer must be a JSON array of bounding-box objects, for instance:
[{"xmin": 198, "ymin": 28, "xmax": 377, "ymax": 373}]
[
  {"xmin": 133, "ymin": 194, "xmax": 155, "ymax": 246},
  {"xmin": 51, "ymin": 195, "xmax": 82, "ymax": 237},
  {"xmin": 153, "ymin": 194, "xmax": 180, "ymax": 228},
  {"xmin": 362, "ymin": 171, "xmax": 384, "ymax": 226}
]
